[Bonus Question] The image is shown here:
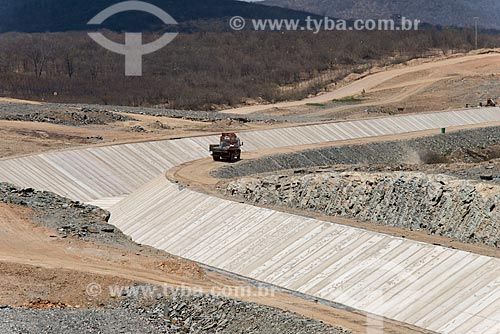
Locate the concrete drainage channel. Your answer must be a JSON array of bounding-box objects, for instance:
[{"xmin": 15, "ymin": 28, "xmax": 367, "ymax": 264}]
[
  {"xmin": 213, "ymin": 125, "xmax": 500, "ymax": 180},
  {"xmin": 0, "ymin": 183, "xmax": 351, "ymax": 334},
  {"xmin": 2, "ymin": 108, "xmax": 500, "ymax": 333},
  {"xmin": 217, "ymin": 126, "xmax": 500, "ymax": 249}
]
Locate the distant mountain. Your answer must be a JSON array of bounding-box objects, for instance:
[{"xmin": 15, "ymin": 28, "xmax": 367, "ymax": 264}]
[
  {"xmin": 262, "ymin": 0, "xmax": 500, "ymax": 30},
  {"xmin": 0, "ymin": 0, "xmax": 315, "ymax": 33}
]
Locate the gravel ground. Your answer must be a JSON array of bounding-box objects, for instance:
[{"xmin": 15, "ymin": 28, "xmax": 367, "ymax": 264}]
[
  {"xmin": 0, "ymin": 102, "xmax": 317, "ymax": 124},
  {"xmin": 214, "ymin": 126, "xmax": 500, "ymax": 179},
  {"xmin": 0, "ymin": 308, "xmax": 157, "ymax": 334},
  {"xmin": 121, "ymin": 290, "xmax": 349, "ymax": 334},
  {"xmin": 0, "ymin": 105, "xmax": 135, "ymax": 126},
  {"xmin": 324, "ymin": 159, "xmax": 500, "ymax": 184},
  {"xmin": 0, "ymin": 291, "xmax": 349, "ymax": 334}
]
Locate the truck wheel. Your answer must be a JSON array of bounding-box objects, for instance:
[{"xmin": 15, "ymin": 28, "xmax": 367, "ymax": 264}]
[
  {"xmin": 213, "ymin": 155, "xmax": 220, "ymax": 161},
  {"xmin": 229, "ymin": 153, "xmax": 235, "ymax": 162}
]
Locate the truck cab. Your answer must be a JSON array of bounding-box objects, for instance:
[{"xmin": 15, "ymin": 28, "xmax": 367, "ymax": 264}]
[{"xmin": 209, "ymin": 133, "xmax": 242, "ymax": 162}]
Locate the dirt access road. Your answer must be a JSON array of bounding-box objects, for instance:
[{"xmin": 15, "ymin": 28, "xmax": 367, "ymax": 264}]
[
  {"xmin": 223, "ymin": 50, "xmax": 500, "ymax": 115},
  {"xmin": 0, "ymin": 97, "xmax": 41, "ymax": 105}
]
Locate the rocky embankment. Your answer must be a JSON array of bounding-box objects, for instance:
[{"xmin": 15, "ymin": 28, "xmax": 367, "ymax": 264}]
[
  {"xmin": 214, "ymin": 126, "xmax": 500, "ymax": 179},
  {"xmin": 0, "ymin": 182, "xmax": 131, "ymax": 249},
  {"xmin": 0, "ymin": 106, "xmax": 135, "ymax": 126},
  {"xmin": 0, "ymin": 290, "xmax": 348, "ymax": 334},
  {"xmin": 224, "ymin": 171, "xmax": 500, "ymax": 248},
  {"xmin": 0, "ymin": 102, "xmax": 304, "ymax": 124},
  {"xmin": 123, "ymin": 291, "xmax": 349, "ymax": 334}
]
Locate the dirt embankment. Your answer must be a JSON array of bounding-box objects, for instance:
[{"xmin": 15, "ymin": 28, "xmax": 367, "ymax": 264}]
[
  {"xmin": 225, "ymin": 51, "xmax": 500, "ymax": 119},
  {"xmin": 0, "ymin": 182, "xmax": 206, "ymax": 283}
]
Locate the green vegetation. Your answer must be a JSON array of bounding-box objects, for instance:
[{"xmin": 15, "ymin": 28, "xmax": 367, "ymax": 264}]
[
  {"xmin": 331, "ymin": 96, "xmax": 364, "ymax": 103},
  {"xmin": 306, "ymin": 103, "xmax": 326, "ymax": 107}
]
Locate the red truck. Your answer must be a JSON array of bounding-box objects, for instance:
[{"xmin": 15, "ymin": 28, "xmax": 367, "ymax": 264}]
[{"xmin": 209, "ymin": 133, "xmax": 242, "ymax": 162}]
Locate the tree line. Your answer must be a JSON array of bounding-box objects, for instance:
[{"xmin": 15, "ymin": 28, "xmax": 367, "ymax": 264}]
[{"xmin": 0, "ymin": 27, "xmax": 498, "ymax": 110}]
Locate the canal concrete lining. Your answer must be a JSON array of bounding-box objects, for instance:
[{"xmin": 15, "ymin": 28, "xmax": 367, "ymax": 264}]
[{"xmin": 1, "ymin": 108, "xmax": 500, "ymax": 333}]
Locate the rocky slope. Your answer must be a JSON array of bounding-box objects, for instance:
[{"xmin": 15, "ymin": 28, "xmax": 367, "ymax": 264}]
[
  {"xmin": 0, "ymin": 102, "xmax": 301, "ymax": 124},
  {"xmin": 1, "ymin": 182, "xmax": 131, "ymax": 249},
  {"xmin": 0, "ymin": 290, "xmax": 349, "ymax": 334},
  {"xmin": 224, "ymin": 171, "xmax": 500, "ymax": 248}
]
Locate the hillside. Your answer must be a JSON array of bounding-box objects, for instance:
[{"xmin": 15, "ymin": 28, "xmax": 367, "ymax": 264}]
[
  {"xmin": 0, "ymin": 0, "xmax": 314, "ymax": 32},
  {"xmin": 262, "ymin": 0, "xmax": 500, "ymax": 30}
]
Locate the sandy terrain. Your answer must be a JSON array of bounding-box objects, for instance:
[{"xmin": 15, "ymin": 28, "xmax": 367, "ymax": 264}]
[
  {"xmin": 0, "ymin": 97, "xmax": 42, "ymax": 105},
  {"xmin": 0, "ymin": 203, "xmax": 206, "ymax": 299}
]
